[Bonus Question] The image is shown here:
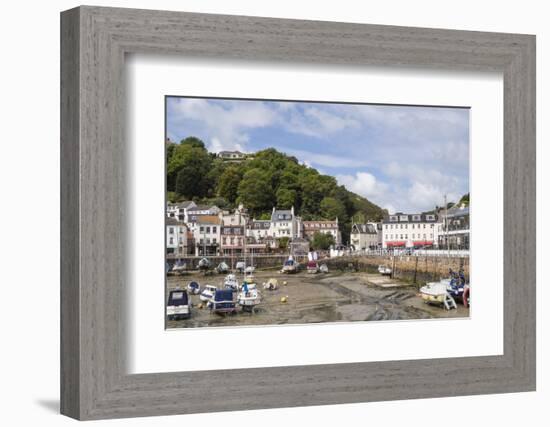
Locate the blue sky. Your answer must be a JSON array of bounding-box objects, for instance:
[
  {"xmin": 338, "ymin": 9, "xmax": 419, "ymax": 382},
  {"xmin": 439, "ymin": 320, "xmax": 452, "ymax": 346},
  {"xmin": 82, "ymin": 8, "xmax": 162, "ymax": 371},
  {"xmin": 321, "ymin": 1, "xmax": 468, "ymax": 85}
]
[{"xmin": 166, "ymin": 97, "xmax": 469, "ymax": 214}]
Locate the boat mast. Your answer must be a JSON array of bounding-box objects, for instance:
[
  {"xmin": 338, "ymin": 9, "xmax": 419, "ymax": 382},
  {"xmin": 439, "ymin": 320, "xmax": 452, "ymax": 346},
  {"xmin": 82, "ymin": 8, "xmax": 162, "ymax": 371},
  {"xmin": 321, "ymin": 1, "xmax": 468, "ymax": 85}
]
[{"xmin": 444, "ymin": 194, "xmax": 449, "ymax": 257}]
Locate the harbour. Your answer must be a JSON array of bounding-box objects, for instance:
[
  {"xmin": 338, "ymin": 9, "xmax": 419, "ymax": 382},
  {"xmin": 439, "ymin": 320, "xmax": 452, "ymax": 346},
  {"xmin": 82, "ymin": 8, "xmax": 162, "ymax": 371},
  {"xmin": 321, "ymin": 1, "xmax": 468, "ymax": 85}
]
[{"xmin": 166, "ymin": 256, "xmax": 469, "ymax": 329}]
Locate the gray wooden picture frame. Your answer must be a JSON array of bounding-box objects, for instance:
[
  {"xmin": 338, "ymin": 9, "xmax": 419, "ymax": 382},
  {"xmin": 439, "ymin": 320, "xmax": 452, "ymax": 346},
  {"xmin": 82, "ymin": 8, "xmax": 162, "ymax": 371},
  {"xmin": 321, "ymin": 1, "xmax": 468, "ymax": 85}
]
[{"xmin": 60, "ymin": 5, "xmax": 536, "ymax": 421}]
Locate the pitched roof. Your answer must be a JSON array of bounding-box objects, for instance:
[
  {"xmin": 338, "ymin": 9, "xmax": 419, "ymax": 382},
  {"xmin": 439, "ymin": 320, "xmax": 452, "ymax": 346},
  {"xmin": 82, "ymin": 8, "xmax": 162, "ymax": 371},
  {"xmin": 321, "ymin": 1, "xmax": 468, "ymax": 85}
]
[
  {"xmin": 166, "ymin": 217, "xmax": 183, "ymax": 226},
  {"xmin": 271, "ymin": 209, "xmax": 293, "ymax": 222},
  {"xmin": 352, "ymin": 223, "xmax": 377, "ymax": 234},
  {"xmin": 197, "ymin": 215, "xmax": 221, "ymax": 225},
  {"xmin": 303, "ymin": 220, "xmax": 338, "ymax": 230},
  {"xmin": 382, "ymin": 213, "xmax": 439, "ymax": 224}
]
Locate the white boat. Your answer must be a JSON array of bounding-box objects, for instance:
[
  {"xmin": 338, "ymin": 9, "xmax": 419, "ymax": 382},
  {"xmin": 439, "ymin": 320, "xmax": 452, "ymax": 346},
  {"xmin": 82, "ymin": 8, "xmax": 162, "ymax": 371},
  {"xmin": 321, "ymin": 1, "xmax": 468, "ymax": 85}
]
[
  {"xmin": 263, "ymin": 278, "xmax": 278, "ymax": 290},
  {"xmin": 199, "ymin": 284, "xmax": 217, "ymax": 302},
  {"xmin": 244, "ymin": 265, "xmax": 255, "ymax": 274},
  {"xmin": 216, "ymin": 262, "xmax": 230, "ymax": 274},
  {"xmin": 198, "ymin": 258, "xmax": 211, "ymax": 271},
  {"xmin": 235, "ymin": 261, "xmax": 246, "ymax": 273},
  {"xmin": 319, "ymin": 264, "xmax": 329, "ymax": 274},
  {"xmin": 419, "ymin": 281, "xmax": 457, "ymax": 310},
  {"xmin": 238, "ymin": 282, "xmax": 261, "ymax": 312},
  {"xmin": 243, "ymin": 270, "xmax": 256, "ymax": 284},
  {"xmin": 186, "ymin": 281, "xmax": 201, "ymax": 295},
  {"xmin": 166, "ymin": 288, "xmax": 191, "ymax": 320},
  {"xmin": 172, "ymin": 260, "xmax": 187, "ymax": 274},
  {"xmin": 378, "ymin": 265, "xmax": 392, "ymax": 276},
  {"xmin": 281, "ymin": 257, "xmax": 298, "ymax": 274},
  {"xmin": 223, "ymin": 274, "xmax": 239, "ymax": 291}
]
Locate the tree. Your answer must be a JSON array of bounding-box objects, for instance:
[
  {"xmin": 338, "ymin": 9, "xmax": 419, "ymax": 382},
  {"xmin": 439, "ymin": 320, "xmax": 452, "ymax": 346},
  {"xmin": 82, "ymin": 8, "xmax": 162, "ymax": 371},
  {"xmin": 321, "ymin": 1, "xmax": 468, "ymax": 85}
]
[
  {"xmin": 217, "ymin": 166, "xmax": 242, "ymax": 204},
  {"xmin": 167, "ymin": 137, "xmax": 212, "ymax": 193},
  {"xmin": 236, "ymin": 168, "xmax": 274, "ymax": 215},
  {"xmin": 311, "ymin": 232, "xmax": 335, "ymax": 250},
  {"xmin": 320, "ymin": 196, "xmax": 346, "ymax": 221},
  {"xmin": 276, "ymin": 188, "xmax": 297, "ymax": 209},
  {"xmin": 173, "ymin": 150, "xmax": 212, "ymax": 198},
  {"xmin": 278, "ymin": 236, "xmax": 290, "ymax": 250}
]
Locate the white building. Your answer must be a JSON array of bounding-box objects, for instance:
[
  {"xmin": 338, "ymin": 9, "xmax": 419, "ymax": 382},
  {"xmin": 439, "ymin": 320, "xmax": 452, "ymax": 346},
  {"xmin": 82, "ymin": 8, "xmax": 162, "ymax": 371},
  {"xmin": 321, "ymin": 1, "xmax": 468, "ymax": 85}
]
[
  {"xmin": 220, "ymin": 204, "xmax": 249, "ymax": 227},
  {"xmin": 166, "ymin": 217, "xmax": 188, "ymax": 255},
  {"xmin": 218, "ymin": 150, "xmax": 247, "ymax": 161},
  {"xmin": 350, "ymin": 223, "xmax": 379, "ymax": 250},
  {"xmin": 270, "ymin": 206, "xmax": 302, "ymax": 240},
  {"xmin": 381, "ymin": 213, "xmax": 442, "ymax": 249},
  {"xmin": 192, "ymin": 215, "xmax": 222, "ymax": 256},
  {"xmin": 247, "ymin": 219, "xmax": 271, "ymax": 242},
  {"xmin": 166, "ymin": 200, "xmax": 196, "ymax": 221}
]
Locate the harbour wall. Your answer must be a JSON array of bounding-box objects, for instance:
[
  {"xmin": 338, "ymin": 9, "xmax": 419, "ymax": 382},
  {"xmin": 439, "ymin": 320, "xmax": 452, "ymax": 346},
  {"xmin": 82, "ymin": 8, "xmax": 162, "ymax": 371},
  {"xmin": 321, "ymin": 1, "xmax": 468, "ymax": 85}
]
[{"xmin": 325, "ymin": 255, "xmax": 469, "ymax": 286}]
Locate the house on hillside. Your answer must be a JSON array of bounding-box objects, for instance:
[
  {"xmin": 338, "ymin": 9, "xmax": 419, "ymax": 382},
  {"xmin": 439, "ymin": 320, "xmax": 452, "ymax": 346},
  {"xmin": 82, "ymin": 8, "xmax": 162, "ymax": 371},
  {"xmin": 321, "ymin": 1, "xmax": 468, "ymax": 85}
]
[
  {"xmin": 350, "ymin": 223, "xmax": 379, "ymax": 250},
  {"xmin": 186, "ymin": 205, "xmax": 221, "ymax": 224},
  {"xmin": 270, "ymin": 206, "xmax": 302, "ymax": 240},
  {"xmin": 217, "ymin": 150, "xmax": 247, "ymax": 161},
  {"xmin": 302, "ymin": 219, "xmax": 341, "ymax": 246},
  {"xmin": 220, "ymin": 225, "xmax": 246, "ymax": 256},
  {"xmin": 167, "ymin": 200, "xmax": 197, "ymax": 221},
  {"xmin": 166, "ymin": 217, "xmax": 188, "ymax": 255},
  {"xmin": 193, "ymin": 215, "xmax": 221, "ymax": 256},
  {"xmin": 247, "ymin": 219, "xmax": 271, "ymax": 243}
]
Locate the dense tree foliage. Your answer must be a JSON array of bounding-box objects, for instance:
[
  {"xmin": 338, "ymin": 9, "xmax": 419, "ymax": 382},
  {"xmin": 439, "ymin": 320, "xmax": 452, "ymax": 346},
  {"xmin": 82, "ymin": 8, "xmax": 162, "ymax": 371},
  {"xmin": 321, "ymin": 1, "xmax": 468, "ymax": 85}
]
[
  {"xmin": 166, "ymin": 137, "xmax": 387, "ymax": 243},
  {"xmin": 311, "ymin": 231, "xmax": 335, "ymax": 250}
]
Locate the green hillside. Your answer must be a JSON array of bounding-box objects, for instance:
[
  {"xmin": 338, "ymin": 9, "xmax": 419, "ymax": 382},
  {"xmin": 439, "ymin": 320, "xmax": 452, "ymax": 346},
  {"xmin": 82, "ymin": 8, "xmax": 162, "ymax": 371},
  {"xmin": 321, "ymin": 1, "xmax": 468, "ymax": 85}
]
[{"xmin": 167, "ymin": 137, "xmax": 387, "ymax": 242}]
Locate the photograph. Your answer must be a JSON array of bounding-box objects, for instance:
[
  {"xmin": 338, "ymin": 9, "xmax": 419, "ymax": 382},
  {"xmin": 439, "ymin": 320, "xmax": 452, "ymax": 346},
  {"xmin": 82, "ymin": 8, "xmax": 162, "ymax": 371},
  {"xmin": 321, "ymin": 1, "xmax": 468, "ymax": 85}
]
[{"xmin": 164, "ymin": 96, "xmax": 471, "ymax": 328}]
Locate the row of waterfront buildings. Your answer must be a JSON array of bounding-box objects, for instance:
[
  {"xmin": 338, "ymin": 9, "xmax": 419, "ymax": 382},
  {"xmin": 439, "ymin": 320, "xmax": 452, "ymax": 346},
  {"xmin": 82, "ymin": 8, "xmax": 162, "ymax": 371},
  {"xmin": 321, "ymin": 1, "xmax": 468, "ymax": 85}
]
[{"xmin": 166, "ymin": 200, "xmax": 470, "ymax": 257}]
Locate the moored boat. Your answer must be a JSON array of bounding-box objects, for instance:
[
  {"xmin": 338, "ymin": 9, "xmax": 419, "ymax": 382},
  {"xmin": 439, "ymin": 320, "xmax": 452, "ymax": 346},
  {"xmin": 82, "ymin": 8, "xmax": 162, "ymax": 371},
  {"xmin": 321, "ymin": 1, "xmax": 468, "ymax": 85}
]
[
  {"xmin": 172, "ymin": 260, "xmax": 187, "ymax": 274},
  {"xmin": 306, "ymin": 261, "xmax": 319, "ymax": 274},
  {"xmin": 378, "ymin": 265, "xmax": 392, "ymax": 276},
  {"xmin": 211, "ymin": 289, "xmax": 237, "ymax": 314},
  {"xmin": 166, "ymin": 288, "xmax": 191, "ymax": 320},
  {"xmin": 199, "ymin": 284, "xmax": 217, "ymax": 302},
  {"xmin": 216, "ymin": 261, "xmax": 229, "ymax": 274},
  {"xmin": 281, "ymin": 257, "xmax": 298, "ymax": 274},
  {"xmin": 238, "ymin": 282, "xmax": 261, "ymax": 312},
  {"xmin": 187, "ymin": 281, "xmax": 201, "ymax": 295},
  {"xmin": 223, "ymin": 274, "xmax": 239, "ymax": 291}
]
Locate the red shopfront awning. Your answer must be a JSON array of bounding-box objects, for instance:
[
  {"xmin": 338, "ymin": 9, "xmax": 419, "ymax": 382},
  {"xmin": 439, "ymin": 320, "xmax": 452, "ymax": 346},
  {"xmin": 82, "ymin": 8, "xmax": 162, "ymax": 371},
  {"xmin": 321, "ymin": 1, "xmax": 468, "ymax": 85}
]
[
  {"xmin": 413, "ymin": 241, "xmax": 433, "ymax": 246},
  {"xmin": 386, "ymin": 241, "xmax": 406, "ymax": 247}
]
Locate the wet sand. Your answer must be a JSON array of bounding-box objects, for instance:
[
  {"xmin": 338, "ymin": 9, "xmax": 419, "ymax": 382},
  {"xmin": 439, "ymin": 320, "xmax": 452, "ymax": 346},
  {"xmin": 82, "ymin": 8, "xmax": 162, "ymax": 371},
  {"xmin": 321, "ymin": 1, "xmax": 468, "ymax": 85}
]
[{"xmin": 166, "ymin": 270, "xmax": 469, "ymax": 329}]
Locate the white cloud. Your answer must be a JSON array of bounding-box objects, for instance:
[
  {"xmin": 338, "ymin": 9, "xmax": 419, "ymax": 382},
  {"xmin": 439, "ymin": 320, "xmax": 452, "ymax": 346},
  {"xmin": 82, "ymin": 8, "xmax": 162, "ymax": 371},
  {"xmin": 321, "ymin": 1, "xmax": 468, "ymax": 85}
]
[
  {"xmin": 169, "ymin": 98, "xmax": 276, "ymax": 152},
  {"xmin": 286, "ymin": 149, "xmax": 372, "ymax": 169}
]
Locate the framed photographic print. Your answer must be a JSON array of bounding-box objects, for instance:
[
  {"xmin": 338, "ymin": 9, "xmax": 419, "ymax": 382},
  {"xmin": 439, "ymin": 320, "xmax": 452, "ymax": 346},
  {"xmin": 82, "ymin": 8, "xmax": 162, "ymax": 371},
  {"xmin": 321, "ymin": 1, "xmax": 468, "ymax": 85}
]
[{"xmin": 61, "ymin": 6, "xmax": 536, "ymax": 420}]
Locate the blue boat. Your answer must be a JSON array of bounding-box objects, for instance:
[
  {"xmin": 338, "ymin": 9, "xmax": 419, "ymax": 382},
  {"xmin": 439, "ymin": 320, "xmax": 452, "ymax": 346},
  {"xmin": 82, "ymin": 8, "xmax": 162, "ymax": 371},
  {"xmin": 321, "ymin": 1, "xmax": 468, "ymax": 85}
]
[{"xmin": 211, "ymin": 289, "xmax": 237, "ymax": 314}]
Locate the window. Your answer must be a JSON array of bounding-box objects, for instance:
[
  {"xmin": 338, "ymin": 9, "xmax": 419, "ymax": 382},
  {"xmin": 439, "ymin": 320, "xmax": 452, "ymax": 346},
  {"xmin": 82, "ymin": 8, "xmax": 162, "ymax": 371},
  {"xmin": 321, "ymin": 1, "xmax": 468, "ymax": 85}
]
[
  {"xmin": 412, "ymin": 214, "xmax": 421, "ymax": 221},
  {"xmin": 199, "ymin": 226, "xmax": 204, "ymax": 233},
  {"xmin": 223, "ymin": 237, "xmax": 227, "ymax": 245},
  {"xmin": 389, "ymin": 215, "xmax": 398, "ymax": 222},
  {"xmin": 213, "ymin": 238, "xmax": 217, "ymax": 244},
  {"xmin": 385, "ymin": 224, "xmax": 388, "ymax": 229},
  {"xmin": 212, "ymin": 226, "xmax": 217, "ymax": 233},
  {"xmin": 399, "ymin": 215, "xmax": 408, "ymax": 221},
  {"xmin": 169, "ymin": 227, "xmax": 174, "ymax": 234},
  {"xmin": 169, "ymin": 237, "xmax": 174, "ymax": 244},
  {"xmin": 206, "ymin": 227, "xmax": 211, "ymax": 233}
]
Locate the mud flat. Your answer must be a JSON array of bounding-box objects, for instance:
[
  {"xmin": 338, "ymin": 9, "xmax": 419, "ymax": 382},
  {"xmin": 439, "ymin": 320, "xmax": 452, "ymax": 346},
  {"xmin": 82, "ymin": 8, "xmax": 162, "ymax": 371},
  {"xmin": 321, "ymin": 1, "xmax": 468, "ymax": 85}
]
[{"xmin": 166, "ymin": 270, "xmax": 469, "ymax": 329}]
